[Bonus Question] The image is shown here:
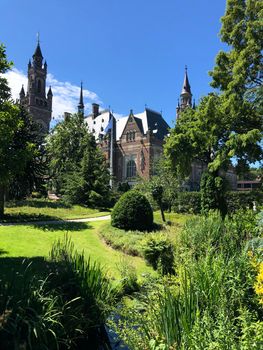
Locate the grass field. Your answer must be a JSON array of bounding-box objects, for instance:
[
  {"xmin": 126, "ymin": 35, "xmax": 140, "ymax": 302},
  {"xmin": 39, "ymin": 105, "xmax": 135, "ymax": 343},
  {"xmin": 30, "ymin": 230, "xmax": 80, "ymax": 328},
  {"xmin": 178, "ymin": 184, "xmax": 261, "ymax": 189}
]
[
  {"xmin": 0, "ymin": 220, "xmax": 153, "ymax": 280},
  {"xmin": 3, "ymin": 199, "xmax": 109, "ymax": 222}
]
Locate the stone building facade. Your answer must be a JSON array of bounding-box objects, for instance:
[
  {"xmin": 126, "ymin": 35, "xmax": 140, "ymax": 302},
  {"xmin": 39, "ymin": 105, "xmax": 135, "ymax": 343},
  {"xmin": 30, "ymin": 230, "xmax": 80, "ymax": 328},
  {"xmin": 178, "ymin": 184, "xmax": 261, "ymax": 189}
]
[
  {"xmin": 19, "ymin": 42, "xmax": 52, "ymax": 132},
  {"xmin": 84, "ymin": 103, "xmax": 169, "ymax": 186}
]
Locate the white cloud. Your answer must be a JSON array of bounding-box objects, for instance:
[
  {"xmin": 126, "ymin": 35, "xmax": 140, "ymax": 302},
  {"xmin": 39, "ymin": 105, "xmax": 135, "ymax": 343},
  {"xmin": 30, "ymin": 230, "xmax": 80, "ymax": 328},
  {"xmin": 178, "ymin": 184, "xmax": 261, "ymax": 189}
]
[{"xmin": 4, "ymin": 68, "xmax": 102, "ymax": 121}]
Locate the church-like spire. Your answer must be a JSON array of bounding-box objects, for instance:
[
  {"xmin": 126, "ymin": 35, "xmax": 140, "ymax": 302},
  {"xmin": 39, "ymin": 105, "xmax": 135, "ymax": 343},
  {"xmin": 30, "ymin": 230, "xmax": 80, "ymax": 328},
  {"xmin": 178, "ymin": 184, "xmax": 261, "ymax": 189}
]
[
  {"xmin": 32, "ymin": 34, "xmax": 43, "ymax": 68},
  {"xmin": 19, "ymin": 85, "xmax": 25, "ymax": 97},
  {"xmin": 78, "ymin": 82, "xmax": 84, "ymax": 115},
  {"xmin": 181, "ymin": 65, "xmax": 191, "ymax": 95},
  {"xmin": 176, "ymin": 66, "xmax": 193, "ymax": 119},
  {"xmin": 47, "ymin": 86, "xmax": 53, "ymax": 97},
  {"xmin": 33, "ymin": 43, "xmax": 43, "ymax": 59},
  {"xmin": 180, "ymin": 66, "xmax": 192, "ymax": 108}
]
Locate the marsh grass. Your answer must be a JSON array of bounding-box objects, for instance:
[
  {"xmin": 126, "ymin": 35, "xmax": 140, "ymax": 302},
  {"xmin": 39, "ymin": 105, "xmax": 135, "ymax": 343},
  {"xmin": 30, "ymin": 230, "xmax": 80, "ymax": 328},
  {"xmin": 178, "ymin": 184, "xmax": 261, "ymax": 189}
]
[{"xmin": 111, "ymin": 210, "xmax": 263, "ymax": 349}]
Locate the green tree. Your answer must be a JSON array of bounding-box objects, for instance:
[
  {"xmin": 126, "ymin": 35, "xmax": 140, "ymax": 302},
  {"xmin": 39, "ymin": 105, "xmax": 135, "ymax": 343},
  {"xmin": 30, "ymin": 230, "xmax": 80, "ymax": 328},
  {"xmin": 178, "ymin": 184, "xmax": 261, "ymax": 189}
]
[
  {"xmin": 47, "ymin": 113, "xmax": 110, "ymax": 207},
  {"xmin": 0, "ymin": 44, "xmax": 35, "ymax": 217},
  {"xmin": 9, "ymin": 107, "xmax": 48, "ymax": 199},
  {"xmin": 209, "ymin": 0, "xmax": 263, "ymax": 174},
  {"xmin": 164, "ymin": 0, "xmax": 262, "ymax": 214}
]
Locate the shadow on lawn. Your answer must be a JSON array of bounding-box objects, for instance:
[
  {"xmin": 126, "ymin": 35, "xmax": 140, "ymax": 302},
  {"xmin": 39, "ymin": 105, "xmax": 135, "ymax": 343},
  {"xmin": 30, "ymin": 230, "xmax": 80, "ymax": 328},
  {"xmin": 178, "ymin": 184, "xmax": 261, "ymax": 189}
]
[
  {"xmin": 5, "ymin": 199, "xmax": 71, "ymax": 209},
  {"xmin": 34, "ymin": 221, "xmax": 91, "ymax": 231},
  {"xmin": 1, "ymin": 212, "xmax": 61, "ymax": 223},
  {"xmin": 0, "ymin": 249, "xmax": 8, "ymax": 255}
]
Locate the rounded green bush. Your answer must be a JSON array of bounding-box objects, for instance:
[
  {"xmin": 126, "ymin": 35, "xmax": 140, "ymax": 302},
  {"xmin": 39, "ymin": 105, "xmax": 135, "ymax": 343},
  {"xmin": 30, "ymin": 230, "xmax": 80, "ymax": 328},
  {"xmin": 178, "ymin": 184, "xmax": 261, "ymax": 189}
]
[{"xmin": 111, "ymin": 190, "xmax": 153, "ymax": 231}]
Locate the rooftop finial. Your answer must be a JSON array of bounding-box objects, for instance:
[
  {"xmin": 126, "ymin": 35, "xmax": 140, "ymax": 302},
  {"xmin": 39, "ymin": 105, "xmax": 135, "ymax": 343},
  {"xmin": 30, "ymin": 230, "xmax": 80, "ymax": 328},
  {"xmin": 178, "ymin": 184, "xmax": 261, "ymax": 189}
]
[
  {"xmin": 37, "ymin": 32, "xmax": 40, "ymax": 45},
  {"xmin": 185, "ymin": 65, "xmax": 187, "ymax": 72}
]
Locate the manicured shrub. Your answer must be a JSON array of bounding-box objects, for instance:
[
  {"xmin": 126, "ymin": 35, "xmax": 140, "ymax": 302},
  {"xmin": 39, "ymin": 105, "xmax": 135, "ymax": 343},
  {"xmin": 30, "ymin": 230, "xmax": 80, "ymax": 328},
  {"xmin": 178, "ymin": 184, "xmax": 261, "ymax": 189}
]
[
  {"xmin": 143, "ymin": 234, "xmax": 175, "ymax": 275},
  {"xmin": 111, "ymin": 190, "xmax": 153, "ymax": 231}
]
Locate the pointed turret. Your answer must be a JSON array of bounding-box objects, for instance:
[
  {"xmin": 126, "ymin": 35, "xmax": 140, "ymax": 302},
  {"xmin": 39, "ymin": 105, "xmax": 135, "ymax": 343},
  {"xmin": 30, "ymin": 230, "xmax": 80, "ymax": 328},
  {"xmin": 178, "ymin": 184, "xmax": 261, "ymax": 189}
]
[
  {"xmin": 176, "ymin": 66, "xmax": 193, "ymax": 119},
  {"xmin": 47, "ymin": 86, "xmax": 53, "ymax": 97},
  {"xmin": 78, "ymin": 82, "xmax": 84, "ymax": 115},
  {"xmin": 28, "ymin": 59, "xmax": 32, "ymax": 68},
  {"xmin": 181, "ymin": 66, "xmax": 191, "ymax": 95},
  {"xmin": 19, "ymin": 85, "xmax": 25, "ymax": 98}
]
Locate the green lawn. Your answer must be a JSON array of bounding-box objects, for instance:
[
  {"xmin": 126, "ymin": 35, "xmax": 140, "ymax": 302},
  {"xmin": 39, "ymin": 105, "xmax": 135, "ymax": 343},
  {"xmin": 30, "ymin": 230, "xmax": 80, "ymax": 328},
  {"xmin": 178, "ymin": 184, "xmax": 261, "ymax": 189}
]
[
  {"xmin": 153, "ymin": 211, "xmax": 193, "ymax": 226},
  {"xmin": 3, "ymin": 199, "xmax": 109, "ymax": 222},
  {"xmin": 0, "ymin": 220, "xmax": 153, "ymax": 280}
]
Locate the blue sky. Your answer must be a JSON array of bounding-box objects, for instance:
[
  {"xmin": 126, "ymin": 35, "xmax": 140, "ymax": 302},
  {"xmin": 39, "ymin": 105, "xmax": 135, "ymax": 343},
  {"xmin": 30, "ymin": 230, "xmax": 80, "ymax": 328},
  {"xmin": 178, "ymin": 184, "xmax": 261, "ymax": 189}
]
[{"xmin": 1, "ymin": 0, "xmax": 228, "ymax": 126}]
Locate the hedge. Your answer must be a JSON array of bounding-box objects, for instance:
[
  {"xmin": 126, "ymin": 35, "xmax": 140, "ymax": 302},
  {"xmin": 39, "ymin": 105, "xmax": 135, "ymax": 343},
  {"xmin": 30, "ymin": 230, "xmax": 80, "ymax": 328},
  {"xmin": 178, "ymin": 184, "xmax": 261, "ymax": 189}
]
[{"xmin": 172, "ymin": 191, "xmax": 263, "ymax": 214}]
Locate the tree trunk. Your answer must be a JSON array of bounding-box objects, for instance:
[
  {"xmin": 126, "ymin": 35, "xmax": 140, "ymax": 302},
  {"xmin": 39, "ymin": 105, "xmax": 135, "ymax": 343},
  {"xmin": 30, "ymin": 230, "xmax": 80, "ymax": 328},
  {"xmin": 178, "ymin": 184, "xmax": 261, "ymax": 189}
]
[
  {"xmin": 159, "ymin": 201, "xmax": 166, "ymax": 222},
  {"xmin": 0, "ymin": 184, "xmax": 5, "ymax": 218}
]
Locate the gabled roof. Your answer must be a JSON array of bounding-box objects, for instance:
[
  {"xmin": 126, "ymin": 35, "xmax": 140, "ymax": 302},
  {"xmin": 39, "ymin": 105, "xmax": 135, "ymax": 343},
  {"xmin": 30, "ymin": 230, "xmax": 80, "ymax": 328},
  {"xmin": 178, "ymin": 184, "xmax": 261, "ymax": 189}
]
[{"xmin": 85, "ymin": 108, "xmax": 169, "ymax": 142}]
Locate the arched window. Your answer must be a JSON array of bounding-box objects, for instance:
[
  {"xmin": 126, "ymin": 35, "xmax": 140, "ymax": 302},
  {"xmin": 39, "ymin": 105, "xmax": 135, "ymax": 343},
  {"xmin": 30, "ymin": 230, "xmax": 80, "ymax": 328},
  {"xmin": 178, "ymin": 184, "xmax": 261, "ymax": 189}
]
[
  {"xmin": 37, "ymin": 79, "xmax": 41, "ymax": 93},
  {"xmin": 127, "ymin": 160, "xmax": 136, "ymax": 178}
]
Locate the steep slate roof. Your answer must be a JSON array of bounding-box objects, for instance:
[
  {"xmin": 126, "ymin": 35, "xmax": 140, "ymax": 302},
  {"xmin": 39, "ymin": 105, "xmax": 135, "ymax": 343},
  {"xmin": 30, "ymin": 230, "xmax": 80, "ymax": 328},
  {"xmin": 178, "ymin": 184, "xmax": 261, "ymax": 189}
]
[
  {"xmin": 85, "ymin": 108, "xmax": 169, "ymax": 141},
  {"xmin": 133, "ymin": 117, "xmax": 144, "ymax": 135},
  {"xmin": 143, "ymin": 108, "xmax": 169, "ymax": 140}
]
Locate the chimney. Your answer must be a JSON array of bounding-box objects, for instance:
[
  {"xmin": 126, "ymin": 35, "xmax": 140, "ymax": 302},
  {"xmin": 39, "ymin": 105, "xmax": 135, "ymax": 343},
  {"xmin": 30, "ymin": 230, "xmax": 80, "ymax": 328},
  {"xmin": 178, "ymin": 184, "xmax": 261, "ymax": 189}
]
[{"xmin": 92, "ymin": 103, "xmax": 99, "ymax": 118}]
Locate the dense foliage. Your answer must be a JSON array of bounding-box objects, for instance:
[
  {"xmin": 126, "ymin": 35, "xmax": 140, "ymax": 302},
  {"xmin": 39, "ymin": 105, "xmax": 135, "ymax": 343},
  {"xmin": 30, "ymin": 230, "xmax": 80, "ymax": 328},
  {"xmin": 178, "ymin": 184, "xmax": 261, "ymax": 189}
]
[
  {"xmin": 143, "ymin": 233, "xmax": 175, "ymax": 275},
  {"xmin": 172, "ymin": 190, "xmax": 262, "ymax": 214},
  {"xmin": 164, "ymin": 0, "xmax": 262, "ymax": 215},
  {"xmin": 8, "ymin": 107, "xmax": 48, "ymax": 200},
  {"xmin": 0, "ymin": 237, "xmax": 116, "ymax": 349},
  {"xmin": 111, "ymin": 190, "xmax": 153, "ymax": 231},
  {"xmin": 0, "ymin": 44, "xmax": 36, "ymax": 217},
  {"xmin": 47, "ymin": 113, "xmax": 110, "ymax": 207},
  {"xmin": 111, "ymin": 210, "xmax": 263, "ymax": 349}
]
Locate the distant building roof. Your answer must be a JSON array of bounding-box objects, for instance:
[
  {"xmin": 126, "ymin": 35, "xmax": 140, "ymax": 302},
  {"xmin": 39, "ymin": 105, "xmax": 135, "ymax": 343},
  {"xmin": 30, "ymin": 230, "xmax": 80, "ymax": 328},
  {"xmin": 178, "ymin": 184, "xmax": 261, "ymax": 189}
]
[{"xmin": 85, "ymin": 107, "xmax": 169, "ymax": 141}]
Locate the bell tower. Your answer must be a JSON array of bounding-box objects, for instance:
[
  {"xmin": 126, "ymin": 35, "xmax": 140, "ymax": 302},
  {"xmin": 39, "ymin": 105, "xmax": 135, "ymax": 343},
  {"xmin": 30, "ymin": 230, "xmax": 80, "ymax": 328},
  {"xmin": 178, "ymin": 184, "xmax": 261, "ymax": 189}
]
[{"xmin": 20, "ymin": 38, "xmax": 52, "ymax": 133}]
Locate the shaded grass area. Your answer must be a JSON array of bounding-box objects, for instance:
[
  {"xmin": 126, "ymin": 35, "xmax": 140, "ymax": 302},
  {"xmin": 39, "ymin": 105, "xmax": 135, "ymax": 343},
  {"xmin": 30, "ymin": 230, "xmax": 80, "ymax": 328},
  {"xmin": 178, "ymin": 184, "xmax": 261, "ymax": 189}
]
[
  {"xmin": 0, "ymin": 221, "xmax": 153, "ymax": 280},
  {"xmin": 0, "ymin": 250, "xmax": 115, "ymax": 349},
  {"xmin": 99, "ymin": 212, "xmax": 192, "ymax": 257},
  {"xmin": 3, "ymin": 199, "xmax": 110, "ymax": 223}
]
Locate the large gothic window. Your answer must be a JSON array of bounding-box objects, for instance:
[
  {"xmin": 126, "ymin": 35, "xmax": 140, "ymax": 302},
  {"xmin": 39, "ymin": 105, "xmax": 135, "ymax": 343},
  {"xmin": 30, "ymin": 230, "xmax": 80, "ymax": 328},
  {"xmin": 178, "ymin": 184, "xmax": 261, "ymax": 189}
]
[
  {"xmin": 37, "ymin": 80, "xmax": 41, "ymax": 93},
  {"xmin": 127, "ymin": 160, "xmax": 136, "ymax": 178}
]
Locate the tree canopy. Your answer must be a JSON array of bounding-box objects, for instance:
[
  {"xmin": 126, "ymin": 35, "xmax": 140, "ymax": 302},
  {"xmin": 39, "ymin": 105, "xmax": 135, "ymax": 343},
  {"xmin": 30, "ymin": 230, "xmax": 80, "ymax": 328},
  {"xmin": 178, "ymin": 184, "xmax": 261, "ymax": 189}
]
[
  {"xmin": 165, "ymin": 0, "xmax": 262, "ymax": 180},
  {"xmin": 0, "ymin": 44, "xmax": 36, "ymax": 216},
  {"xmin": 47, "ymin": 113, "xmax": 110, "ymax": 207}
]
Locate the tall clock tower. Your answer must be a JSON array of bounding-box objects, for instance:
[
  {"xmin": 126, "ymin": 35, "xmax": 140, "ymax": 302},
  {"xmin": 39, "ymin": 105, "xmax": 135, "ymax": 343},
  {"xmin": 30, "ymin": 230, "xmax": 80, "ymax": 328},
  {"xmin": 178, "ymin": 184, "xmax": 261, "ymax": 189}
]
[{"xmin": 19, "ymin": 40, "xmax": 52, "ymax": 132}]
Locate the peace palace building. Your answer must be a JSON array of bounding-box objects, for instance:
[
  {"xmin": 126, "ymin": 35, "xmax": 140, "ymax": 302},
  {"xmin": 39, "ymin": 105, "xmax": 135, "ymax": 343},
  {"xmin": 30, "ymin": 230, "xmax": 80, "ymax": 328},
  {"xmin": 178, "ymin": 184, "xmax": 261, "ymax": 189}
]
[{"xmin": 19, "ymin": 42, "xmax": 236, "ymax": 190}]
